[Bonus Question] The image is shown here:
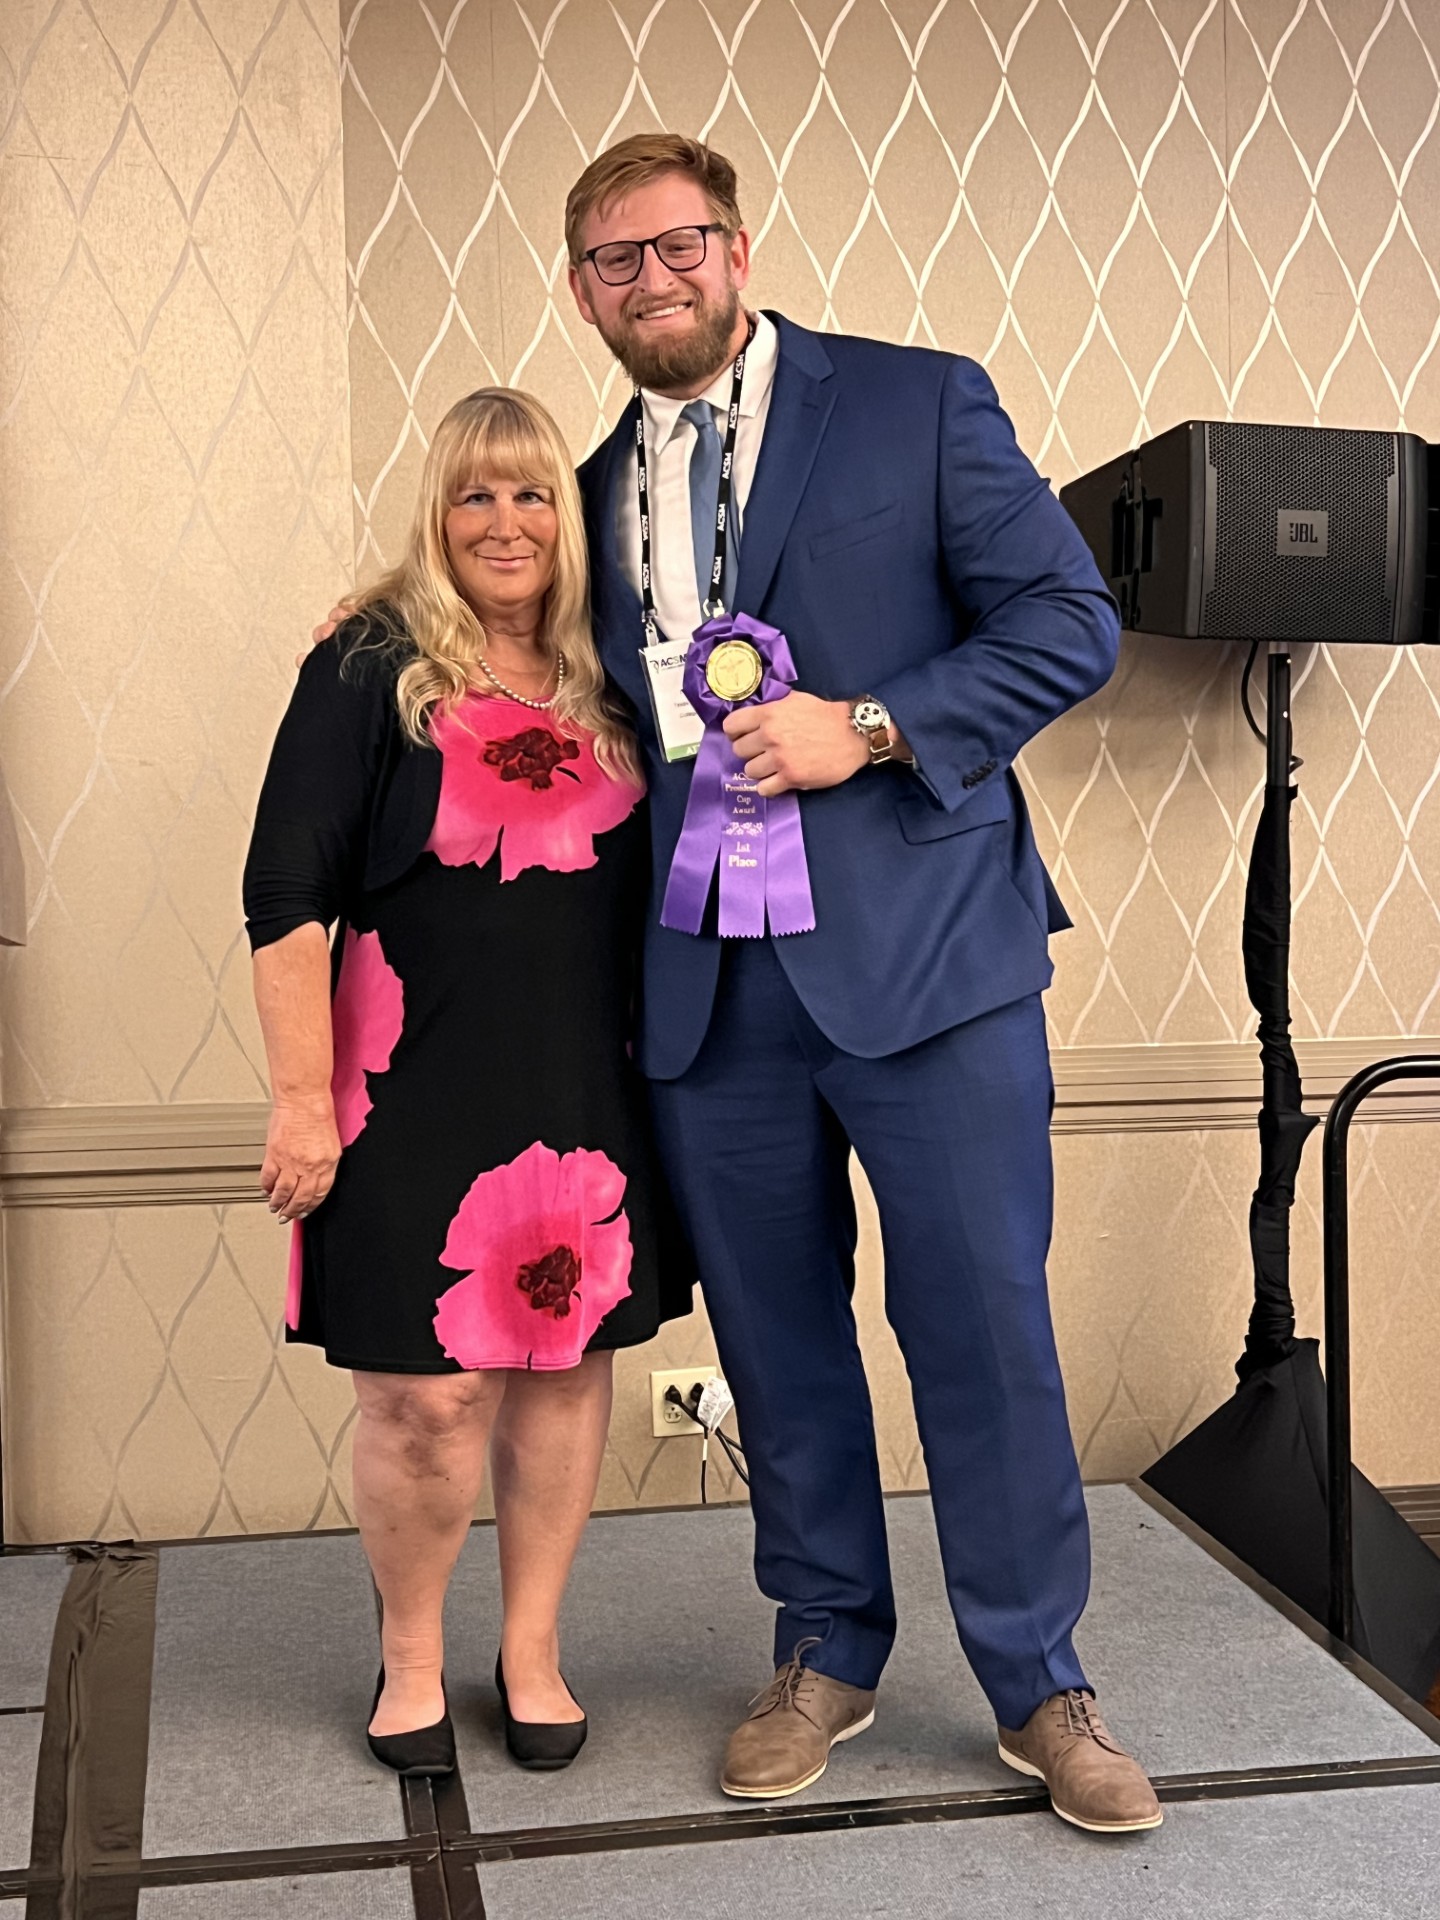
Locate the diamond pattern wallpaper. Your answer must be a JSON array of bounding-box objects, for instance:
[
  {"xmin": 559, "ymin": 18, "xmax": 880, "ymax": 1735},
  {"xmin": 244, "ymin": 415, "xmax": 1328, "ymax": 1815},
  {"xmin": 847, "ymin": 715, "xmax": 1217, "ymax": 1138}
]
[
  {"xmin": 1, "ymin": 0, "xmax": 1438, "ymax": 1541},
  {"xmin": 343, "ymin": 0, "xmax": 1440, "ymax": 1052},
  {"xmin": 0, "ymin": 0, "xmax": 353, "ymax": 1112},
  {"xmin": 2, "ymin": 1202, "xmax": 360, "ymax": 1542},
  {"xmin": 0, "ymin": 0, "xmax": 357, "ymax": 1539}
]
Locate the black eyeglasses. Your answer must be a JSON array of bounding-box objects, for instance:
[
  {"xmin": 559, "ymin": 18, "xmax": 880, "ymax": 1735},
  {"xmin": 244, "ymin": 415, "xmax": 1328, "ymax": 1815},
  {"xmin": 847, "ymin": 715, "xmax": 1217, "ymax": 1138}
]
[{"xmin": 579, "ymin": 224, "xmax": 728, "ymax": 287}]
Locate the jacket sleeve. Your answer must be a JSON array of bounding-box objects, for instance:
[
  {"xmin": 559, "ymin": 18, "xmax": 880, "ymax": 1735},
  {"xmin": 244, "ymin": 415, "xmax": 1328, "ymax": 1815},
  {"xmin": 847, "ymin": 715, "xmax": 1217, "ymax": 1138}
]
[
  {"xmin": 872, "ymin": 356, "xmax": 1120, "ymax": 812},
  {"xmin": 242, "ymin": 629, "xmax": 396, "ymax": 952}
]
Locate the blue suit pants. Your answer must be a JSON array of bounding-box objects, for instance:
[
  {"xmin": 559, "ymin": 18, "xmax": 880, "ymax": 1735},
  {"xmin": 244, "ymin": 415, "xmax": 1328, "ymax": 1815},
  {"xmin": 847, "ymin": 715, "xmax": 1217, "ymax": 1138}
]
[{"xmin": 648, "ymin": 938, "xmax": 1091, "ymax": 1730}]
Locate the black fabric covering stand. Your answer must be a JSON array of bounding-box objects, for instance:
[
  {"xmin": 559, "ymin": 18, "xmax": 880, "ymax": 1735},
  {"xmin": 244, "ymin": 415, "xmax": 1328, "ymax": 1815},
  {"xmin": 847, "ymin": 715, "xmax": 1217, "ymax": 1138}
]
[
  {"xmin": 1143, "ymin": 650, "xmax": 1440, "ymax": 1706},
  {"xmin": 1234, "ymin": 651, "xmax": 1318, "ymax": 1379}
]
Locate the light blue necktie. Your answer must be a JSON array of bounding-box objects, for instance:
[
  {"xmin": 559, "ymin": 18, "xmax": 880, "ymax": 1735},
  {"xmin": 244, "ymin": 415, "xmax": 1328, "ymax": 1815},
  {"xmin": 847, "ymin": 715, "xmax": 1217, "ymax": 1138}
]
[{"xmin": 682, "ymin": 399, "xmax": 740, "ymax": 612}]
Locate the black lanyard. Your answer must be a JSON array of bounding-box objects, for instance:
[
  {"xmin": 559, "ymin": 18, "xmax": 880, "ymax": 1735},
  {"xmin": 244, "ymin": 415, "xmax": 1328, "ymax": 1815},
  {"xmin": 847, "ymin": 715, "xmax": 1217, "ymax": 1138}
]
[{"xmin": 635, "ymin": 315, "xmax": 755, "ymax": 643}]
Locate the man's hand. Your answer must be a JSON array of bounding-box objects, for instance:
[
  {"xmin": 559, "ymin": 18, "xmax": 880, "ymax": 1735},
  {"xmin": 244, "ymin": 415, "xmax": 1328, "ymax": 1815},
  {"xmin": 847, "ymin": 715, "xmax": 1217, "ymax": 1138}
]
[
  {"xmin": 294, "ymin": 602, "xmax": 354, "ymax": 668},
  {"xmin": 723, "ymin": 693, "xmax": 909, "ymax": 796},
  {"xmin": 722, "ymin": 694, "xmax": 866, "ymax": 796}
]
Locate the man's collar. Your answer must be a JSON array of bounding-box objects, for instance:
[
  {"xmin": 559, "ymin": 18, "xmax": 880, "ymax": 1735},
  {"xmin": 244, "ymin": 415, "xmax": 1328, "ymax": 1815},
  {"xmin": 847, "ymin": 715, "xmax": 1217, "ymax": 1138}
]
[{"xmin": 640, "ymin": 311, "xmax": 779, "ymax": 449}]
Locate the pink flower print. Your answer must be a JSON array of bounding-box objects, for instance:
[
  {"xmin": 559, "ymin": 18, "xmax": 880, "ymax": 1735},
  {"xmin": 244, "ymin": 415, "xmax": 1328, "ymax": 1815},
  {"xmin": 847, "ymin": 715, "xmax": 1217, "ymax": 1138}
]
[
  {"xmin": 330, "ymin": 928, "xmax": 404, "ymax": 1147},
  {"xmin": 286, "ymin": 1222, "xmax": 304, "ymax": 1332},
  {"xmin": 426, "ymin": 696, "xmax": 642, "ymax": 882},
  {"xmin": 432, "ymin": 1141, "xmax": 634, "ymax": 1370}
]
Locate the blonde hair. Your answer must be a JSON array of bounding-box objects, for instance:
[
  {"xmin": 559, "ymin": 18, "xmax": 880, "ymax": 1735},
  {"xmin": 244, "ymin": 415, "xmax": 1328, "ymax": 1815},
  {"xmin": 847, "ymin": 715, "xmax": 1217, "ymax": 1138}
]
[
  {"xmin": 565, "ymin": 134, "xmax": 742, "ymax": 265},
  {"xmin": 350, "ymin": 388, "xmax": 639, "ymax": 782}
]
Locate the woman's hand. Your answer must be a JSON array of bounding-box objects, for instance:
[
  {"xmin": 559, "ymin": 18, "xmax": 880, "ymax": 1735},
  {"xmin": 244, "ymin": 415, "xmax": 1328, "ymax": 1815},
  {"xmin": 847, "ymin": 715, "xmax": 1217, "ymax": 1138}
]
[
  {"xmin": 253, "ymin": 926, "xmax": 337, "ymax": 1221},
  {"xmin": 262, "ymin": 1098, "xmax": 341, "ymax": 1223}
]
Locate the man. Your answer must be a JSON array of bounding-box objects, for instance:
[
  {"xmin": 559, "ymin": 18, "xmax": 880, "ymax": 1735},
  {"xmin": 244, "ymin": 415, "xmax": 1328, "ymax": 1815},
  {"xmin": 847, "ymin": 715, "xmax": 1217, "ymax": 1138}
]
[{"xmin": 565, "ymin": 133, "xmax": 1159, "ymax": 1834}]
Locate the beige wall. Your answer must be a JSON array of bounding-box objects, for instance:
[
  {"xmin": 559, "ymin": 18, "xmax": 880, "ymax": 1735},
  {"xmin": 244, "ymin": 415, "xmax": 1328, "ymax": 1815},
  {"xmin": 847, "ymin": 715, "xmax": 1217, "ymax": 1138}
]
[
  {"xmin": 344, "ymin": 0, "xmax": 1440, "ymax": 1054},
  {"xmin": 2, "ymin": 0, "xmax": 1439, "ymax": 1542},
  {"xmin": 0, "ymin": 0, "xmax": 355, "ymax": 1109},
  {"xmin": 0, "ymin": 0, "xmax": 356, "ymax": 1536}
]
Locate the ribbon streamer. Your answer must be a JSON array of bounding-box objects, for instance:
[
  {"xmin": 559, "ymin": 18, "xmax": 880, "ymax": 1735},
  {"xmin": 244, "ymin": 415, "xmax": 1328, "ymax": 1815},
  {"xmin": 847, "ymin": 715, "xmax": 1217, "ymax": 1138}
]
[{"xmin": 660, "ymin": 614, "xmax": 817, "ymax": 938}]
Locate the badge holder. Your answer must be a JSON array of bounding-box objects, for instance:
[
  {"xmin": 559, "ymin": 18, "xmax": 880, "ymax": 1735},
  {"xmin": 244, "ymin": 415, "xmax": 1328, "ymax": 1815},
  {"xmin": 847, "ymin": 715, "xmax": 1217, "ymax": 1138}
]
[{"xmin": 639, "ymin": 628, "xmax": 704, "ymax": 762}]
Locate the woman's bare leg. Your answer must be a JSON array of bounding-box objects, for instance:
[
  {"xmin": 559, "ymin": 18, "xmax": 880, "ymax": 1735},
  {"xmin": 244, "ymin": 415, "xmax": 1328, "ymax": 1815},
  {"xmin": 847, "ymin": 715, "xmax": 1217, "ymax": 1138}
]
[
  {"xmin": 489, "ymin": 1350, "xmax": 615, "ymax": 1722},
  {"xmin": 353, "ymin": 1369, "xmax": 504, "ymax": 1735}
]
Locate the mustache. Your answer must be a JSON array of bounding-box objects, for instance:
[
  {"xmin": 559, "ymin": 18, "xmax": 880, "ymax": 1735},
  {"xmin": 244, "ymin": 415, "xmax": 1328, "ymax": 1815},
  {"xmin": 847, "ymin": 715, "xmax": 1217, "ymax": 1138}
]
[
  {"xmin": 600, "ymin": 281, "xmax": 741, "ymax": 389},
  {"xmin": 621, "ymin": 291, "xmax": 701, "ymax": 321}
]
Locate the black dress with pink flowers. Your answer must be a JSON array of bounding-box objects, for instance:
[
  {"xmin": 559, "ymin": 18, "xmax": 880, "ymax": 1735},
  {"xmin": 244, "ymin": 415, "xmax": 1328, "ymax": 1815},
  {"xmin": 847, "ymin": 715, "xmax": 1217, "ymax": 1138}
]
[{"xmin": 243, "ymin": 618, "xmax": 693, "ymax": 1372}]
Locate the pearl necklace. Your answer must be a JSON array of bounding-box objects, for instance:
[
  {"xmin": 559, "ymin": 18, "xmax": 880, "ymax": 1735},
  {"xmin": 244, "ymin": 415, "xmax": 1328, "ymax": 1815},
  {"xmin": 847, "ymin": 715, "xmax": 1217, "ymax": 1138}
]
[{"xmin": 476, "ymin": 648, "xmax": 566, "ymax": 711}]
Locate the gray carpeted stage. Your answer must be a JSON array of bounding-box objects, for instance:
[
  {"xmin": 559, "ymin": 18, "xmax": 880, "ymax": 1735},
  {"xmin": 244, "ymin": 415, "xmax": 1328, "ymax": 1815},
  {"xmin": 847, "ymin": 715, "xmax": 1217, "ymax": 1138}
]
[
  {"xmin": 481, "ymin": 1783, "xmax": 1440, "ymax": 1920},
  {"xmin": 0, "ymin": 1554, "xmax": 66, "ymax": 1879},
  {"xmin": 3, "ymin": 1484, "xmax": 1438, "ymax": 1915},
  {"xmin": 138, "ymin": 1871, "xmax": 419, "ymax": 1918}
]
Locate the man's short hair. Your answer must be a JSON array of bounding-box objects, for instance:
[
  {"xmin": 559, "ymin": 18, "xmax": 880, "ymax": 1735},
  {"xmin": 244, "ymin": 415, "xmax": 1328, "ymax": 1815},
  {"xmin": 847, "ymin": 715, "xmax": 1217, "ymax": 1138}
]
[{"xmin": 565, "ymin": 134, "xmax": 742, "ymax": 265}]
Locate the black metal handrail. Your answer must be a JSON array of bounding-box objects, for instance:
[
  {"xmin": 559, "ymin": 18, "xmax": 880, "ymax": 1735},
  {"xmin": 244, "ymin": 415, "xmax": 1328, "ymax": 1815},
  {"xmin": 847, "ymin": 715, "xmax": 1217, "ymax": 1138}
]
[{"xmin": 1323, "ymin": 1054, "xmax": 1440, "ymax": 1644}]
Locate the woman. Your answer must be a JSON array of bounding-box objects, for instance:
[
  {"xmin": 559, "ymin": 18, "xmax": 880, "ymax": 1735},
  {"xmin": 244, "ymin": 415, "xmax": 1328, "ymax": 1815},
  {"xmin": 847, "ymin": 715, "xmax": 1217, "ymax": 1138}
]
[{"xmin": 242, "ymin": 388, "xmax": 692, "ymax": 1778}]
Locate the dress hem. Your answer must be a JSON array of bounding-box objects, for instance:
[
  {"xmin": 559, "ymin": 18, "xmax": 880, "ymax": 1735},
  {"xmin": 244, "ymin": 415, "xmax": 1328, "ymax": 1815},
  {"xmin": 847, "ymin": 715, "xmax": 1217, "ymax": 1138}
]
[{"xmin": 288, "ymin": 1320, "xmax": 679, "ymax": 1374}]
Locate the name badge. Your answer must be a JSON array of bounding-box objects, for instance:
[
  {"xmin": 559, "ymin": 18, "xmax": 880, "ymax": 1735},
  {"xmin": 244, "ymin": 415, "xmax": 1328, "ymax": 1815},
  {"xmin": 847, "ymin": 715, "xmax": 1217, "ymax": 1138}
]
[{"xmin": 639, "ymin": 639, "xmax": 704, "ymax": 763}]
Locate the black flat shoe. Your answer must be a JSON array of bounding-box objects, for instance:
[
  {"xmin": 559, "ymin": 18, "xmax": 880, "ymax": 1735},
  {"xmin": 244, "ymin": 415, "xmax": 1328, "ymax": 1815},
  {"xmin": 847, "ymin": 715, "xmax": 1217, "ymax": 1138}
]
[
  {"xmin": 366, "ymin": 1666, "xmax": 456, "ymax": 1777},
  {"xmin": 495, "ymin": 1651, "xmax": 587, "ymax": 1770}
]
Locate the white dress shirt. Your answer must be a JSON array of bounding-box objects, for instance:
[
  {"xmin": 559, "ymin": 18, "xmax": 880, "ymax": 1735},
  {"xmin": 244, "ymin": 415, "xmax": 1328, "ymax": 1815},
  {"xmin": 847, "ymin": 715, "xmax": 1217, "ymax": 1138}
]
[{"xmin": 615, "ymin": 310, "xmax": 779, "ymax": 643}]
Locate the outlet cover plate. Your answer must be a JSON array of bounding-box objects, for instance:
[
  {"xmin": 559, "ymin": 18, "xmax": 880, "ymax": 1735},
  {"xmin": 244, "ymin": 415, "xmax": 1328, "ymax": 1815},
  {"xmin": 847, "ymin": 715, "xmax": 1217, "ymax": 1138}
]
[{"xmin": 649, "ymin": 1367, "xmax": 719, "ymax": 1439}]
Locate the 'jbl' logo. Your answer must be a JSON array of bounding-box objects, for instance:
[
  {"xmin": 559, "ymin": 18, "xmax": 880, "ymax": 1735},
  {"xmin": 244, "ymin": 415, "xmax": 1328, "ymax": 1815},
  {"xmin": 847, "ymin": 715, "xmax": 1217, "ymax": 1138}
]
[{"xmin": 1276, "ymin": 509, "xmax": 1329, "ymax": 557}]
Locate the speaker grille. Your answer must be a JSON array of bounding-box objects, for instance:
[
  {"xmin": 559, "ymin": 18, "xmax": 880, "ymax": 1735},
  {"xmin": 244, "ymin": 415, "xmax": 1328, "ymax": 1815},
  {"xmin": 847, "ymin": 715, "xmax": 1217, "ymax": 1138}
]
[{"xmin": 1203, "ymin": 422, "xmax": 1395, "ymax": 640}]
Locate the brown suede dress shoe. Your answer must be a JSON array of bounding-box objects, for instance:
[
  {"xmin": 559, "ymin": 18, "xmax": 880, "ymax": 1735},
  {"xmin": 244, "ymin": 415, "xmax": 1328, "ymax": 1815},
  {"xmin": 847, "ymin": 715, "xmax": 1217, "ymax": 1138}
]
[
  {"xmin": 998, "ymin": 1690, "xmax": 1162, "ymax": 1833},
  {"xmin": 721, "ymin": 1641, "xmax": 876, "ymax": 1799}
]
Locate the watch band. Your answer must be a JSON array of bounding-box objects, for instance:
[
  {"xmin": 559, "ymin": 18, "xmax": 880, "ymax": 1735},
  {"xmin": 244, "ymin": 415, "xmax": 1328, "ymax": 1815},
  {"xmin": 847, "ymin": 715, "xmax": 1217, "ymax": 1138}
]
[{"xmin": 850, "ymin": 693, "xmax": 894, "ymax": 766}]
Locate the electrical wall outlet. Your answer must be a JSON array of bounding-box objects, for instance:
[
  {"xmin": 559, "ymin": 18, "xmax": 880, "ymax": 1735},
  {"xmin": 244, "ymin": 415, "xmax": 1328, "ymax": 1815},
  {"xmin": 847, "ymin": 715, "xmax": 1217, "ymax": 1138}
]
[{"xmin": 650, "ymin": 1367, "xmax": 720, "ymax": 1439}]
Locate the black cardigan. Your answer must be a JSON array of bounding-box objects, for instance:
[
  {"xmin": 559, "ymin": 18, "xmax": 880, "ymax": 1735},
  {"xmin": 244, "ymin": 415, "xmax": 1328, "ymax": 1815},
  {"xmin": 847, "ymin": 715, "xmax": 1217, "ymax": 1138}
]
[{"xmin": 242, "ymin": 618, "xmax": 441, "ymax": 953}]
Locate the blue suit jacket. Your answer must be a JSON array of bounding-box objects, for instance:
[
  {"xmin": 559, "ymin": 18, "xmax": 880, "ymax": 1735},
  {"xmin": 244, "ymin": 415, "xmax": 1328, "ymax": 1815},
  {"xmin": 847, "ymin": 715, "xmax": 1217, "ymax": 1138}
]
[{"xmin": 578, "ymin": 314, "xmax": 1119, "ymax": 1081}]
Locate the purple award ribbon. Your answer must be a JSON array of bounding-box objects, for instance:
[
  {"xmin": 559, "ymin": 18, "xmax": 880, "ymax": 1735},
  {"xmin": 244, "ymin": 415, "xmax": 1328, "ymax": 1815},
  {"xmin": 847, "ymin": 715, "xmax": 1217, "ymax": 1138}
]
[{"xmin": 660, "ymin": 614, "xmax": 816, "ymax": 938}]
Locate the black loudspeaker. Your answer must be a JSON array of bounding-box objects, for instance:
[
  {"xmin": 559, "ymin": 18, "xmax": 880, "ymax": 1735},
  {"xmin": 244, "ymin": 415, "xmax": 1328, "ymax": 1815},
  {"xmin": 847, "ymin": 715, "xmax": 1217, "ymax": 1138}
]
[{"xmin": 1059, "ymin": 421, "xmax": 1438, "ymax": 644}]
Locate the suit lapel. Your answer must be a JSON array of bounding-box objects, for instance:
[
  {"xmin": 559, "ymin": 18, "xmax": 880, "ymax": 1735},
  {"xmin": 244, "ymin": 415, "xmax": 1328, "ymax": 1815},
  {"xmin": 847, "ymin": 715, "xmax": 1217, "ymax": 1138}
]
[
  {"xmin": 586, "ymin": 320, "xmax": 836, "ymax": 686},
  {"xmin": 736, "ymin": 314, "xmax": 836, "ymax": 616}
]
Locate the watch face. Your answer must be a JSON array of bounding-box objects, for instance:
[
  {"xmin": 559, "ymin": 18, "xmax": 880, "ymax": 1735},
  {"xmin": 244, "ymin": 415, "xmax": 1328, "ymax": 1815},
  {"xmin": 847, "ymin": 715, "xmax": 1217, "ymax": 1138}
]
[{"xmin": 853, "ymin": 699, "xmax": 887, "ymax": 731}]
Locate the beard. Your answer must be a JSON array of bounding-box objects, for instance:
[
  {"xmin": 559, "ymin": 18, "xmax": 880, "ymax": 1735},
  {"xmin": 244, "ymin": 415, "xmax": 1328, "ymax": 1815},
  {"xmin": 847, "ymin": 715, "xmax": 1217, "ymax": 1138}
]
[{"xmin": 596, "ymin": 280, "xmax": 743, "ymax": 391}]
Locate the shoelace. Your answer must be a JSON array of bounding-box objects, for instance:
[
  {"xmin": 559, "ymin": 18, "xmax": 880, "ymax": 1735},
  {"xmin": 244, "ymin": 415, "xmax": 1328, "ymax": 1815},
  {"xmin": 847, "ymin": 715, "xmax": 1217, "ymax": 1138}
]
[
  {"xmin": 748, "ymin": 1635, "xmax": 825, "ymax": 1726},
  {"xmin": 1057, "ymin": 1689, "xmax": 1127, "ymax": 1755}
]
